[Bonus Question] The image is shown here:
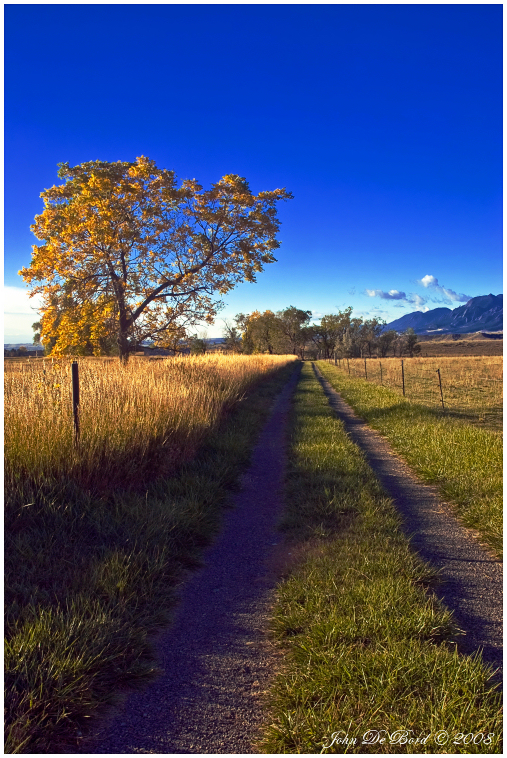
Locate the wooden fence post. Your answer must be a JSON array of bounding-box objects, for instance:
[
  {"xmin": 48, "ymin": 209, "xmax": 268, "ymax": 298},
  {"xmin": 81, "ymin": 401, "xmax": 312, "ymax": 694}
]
[
  {"xmin": 71, "ymin": 361, "xmax": 80, "ymax": 446},
  {"xmin": 436, "ymin": 368, "xmax": 445, "ymax": 411}
]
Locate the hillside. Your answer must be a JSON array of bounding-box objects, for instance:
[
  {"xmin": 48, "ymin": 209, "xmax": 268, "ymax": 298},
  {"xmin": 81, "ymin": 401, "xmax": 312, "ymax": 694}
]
[{"xmin": 384, "ymin": 293, "xmax": 502, "ymax": 334}]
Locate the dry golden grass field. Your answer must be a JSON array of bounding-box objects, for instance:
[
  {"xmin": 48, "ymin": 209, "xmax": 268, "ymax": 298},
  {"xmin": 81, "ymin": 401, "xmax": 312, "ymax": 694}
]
[
  {"xmin": 4, "ymin": 353, "xmax": 296, "ymax": 494},
  {"xmin": 5, "ymin": 353, "xmax": 300, "ymax": 754},
  {"xmin": 329, "ymin": 353, "xmax": 502, "ymax": 432},
  {"xmin": 417, "ymin": 335, "xmax": 502, "ymax": 358}
]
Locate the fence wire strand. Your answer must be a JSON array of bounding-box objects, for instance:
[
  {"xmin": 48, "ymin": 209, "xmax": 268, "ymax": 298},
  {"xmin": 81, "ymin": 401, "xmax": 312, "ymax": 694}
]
[{"xmin": 329, "ymin": 356, "xmax": 502, "ymax": 432}]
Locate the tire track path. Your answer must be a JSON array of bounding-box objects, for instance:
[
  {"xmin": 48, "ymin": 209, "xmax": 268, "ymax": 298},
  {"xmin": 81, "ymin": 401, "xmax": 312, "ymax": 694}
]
[
  {"xmin": 79, "ymin": 363, "xmax": 302, "ymax": 754},
  {"xmin": 313, "ymin": 363, "xmax": 502, "ymax": 683}
]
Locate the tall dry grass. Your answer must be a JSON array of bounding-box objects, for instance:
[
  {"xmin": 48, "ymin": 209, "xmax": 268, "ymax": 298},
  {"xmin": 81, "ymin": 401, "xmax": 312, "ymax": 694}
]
[
  {"xmin": 332, "ymin": 355, "xmax": 502, "ymax": 431},
  {"xmin": 5, "ymin": 354, "xmax": 298, "ymax": 753},
  {"xmin": 5, "ymin": 353, "xmax": 296, "ymax": 496}
]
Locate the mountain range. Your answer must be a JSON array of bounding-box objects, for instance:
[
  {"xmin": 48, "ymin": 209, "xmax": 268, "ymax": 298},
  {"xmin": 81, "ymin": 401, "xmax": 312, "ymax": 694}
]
[{"xmin": 384, "ymin": 294, "xmax": 503, "ymax": 335}]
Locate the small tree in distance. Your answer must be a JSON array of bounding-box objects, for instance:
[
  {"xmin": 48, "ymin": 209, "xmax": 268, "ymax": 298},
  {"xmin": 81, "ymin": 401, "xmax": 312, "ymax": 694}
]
[
  {"xmin": 404, "ymin": 327, "xmax": 421, "ymax": 357},
  {"xmin": 276, "ymin": 306, "xmax": 312, "ymax": 357},
  {"xmin": 21, "ymin": 157, "xmax": 292, "ymax": 362},
  {"xmin": 189, "ymin": 332, "xmax": 208, "ymax": 355},
  {"xmin": 377, "ymin": 329, "xmax": 397, "ymax": 357},
  {"xmin": 222, "ymin": 320, "xmax": 243, "ymax": 352}
]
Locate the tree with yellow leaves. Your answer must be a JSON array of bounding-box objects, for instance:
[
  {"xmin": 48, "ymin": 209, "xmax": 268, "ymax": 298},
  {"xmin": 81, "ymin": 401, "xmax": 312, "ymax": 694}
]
[{"xmin": 21, "ymin": 157, "xmax": 292, "ymax": 361}]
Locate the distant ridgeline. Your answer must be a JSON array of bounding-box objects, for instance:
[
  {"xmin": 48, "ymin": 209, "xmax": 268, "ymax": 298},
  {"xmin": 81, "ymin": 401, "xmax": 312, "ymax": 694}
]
[
  {"xmin": 3, "ymin": 339, "xmax": 226, "ymax": 357},
  {"xmin": 4, "ymin": 344, "xmax": 44, "ymax": 356},
  {"xmin": 384, "ymin": 294, "xmax": 503, "ymax": 335}
]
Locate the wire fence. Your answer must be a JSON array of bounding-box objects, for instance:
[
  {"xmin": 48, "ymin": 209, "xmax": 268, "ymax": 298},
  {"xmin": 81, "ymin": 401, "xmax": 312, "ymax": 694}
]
[
  {"xmin": 5, "ymin": 353, "xmax": 503, "ymax": 432},
  {"xmin": 324, "ymin": 355, "xmax": 503, "ymax": 432}
]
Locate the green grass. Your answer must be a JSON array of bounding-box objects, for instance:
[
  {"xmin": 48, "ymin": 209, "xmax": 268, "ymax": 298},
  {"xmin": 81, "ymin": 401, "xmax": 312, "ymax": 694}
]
[
  {"xmin": 4, "ymin": 360, "xmax": 298, "ymax": 754},
  {"xmin": 316, "ymin": 361, "xmax": 502, "ymax": 558},
  {"xmin": 260, "ymin": 363, "xmax": 502, "ymax": 754}
]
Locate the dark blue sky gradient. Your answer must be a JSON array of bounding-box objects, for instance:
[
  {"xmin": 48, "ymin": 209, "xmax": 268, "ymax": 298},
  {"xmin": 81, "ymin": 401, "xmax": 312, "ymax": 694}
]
[{"xmin": 5, "ymin": 4, "xmax": 502, "ymax": 339}]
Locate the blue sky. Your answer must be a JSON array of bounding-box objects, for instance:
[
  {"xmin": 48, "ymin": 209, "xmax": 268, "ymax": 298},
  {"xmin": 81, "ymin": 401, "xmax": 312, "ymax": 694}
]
[{"xmin": 4, "ymin": 4, "xmax": 503, "ymax": 341}]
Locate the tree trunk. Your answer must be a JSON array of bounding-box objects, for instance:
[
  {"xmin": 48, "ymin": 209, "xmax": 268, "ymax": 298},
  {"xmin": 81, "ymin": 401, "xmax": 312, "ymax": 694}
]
[{"xmin": 117, "ymin": 322, "xmax": 131, "ymax": 363}]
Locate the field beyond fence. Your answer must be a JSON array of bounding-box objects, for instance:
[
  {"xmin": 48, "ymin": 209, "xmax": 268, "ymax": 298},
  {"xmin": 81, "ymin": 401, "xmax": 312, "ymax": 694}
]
[{"xmin": 328, "ymin": 355, "xmax": 502, "ymax": 432}]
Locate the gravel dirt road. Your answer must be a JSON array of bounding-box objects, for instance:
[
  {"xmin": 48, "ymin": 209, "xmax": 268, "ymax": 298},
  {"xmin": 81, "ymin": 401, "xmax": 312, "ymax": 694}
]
[
  {"xmin": 313, "ymin": 363, "xmax": 503, "ymax": 684},
  {"xmin": 78, "ymin": 363, "xmax": 302, "ymax": 754}
]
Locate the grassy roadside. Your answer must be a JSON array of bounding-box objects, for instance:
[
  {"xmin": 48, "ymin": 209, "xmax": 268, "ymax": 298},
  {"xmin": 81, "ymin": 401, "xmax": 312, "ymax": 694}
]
[
  {"xmin": 316, "ymin": 361, "xmax": 502, "ymax": 557},
  {"xmin": 260, "ymin": 363, "xmax": 502, "ymax": 754},
  {"xmin": 4, "ymin": 360, "xmax": 298, "ymax": 754}
]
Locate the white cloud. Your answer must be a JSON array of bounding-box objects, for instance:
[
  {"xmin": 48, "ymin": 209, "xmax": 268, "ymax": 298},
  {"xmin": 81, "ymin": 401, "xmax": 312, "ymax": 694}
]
[
  {"xmin": 364, "ymin": 285, "xmax": 432, "ymax": 314},
  {"xmin": 363, "ymin": 275, "xmax": 472, "ymax": 317},
  {"xmin": 417, "ymin": 275, "xmax": 471, "ymax": 303},
  {"xmin": 406, "ymin": 293, "xmax": 429, "ymax": 311},
  {"xmin": 4, "ymin": 286, "xmax": 43, "ymax": 342},
  {"xmin": 365, "ymin": 289, "xmax": 407, "ymax": 300},
  {"xmin": 419, "ymin": 274, "xmax": 437, "ymax": 288}
]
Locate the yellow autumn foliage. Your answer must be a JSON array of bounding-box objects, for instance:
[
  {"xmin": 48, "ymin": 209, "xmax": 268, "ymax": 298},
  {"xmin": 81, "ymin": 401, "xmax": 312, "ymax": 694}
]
[{"xmin": 21, "ymin": 158, "xmax": 292, "ymax": 361}]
